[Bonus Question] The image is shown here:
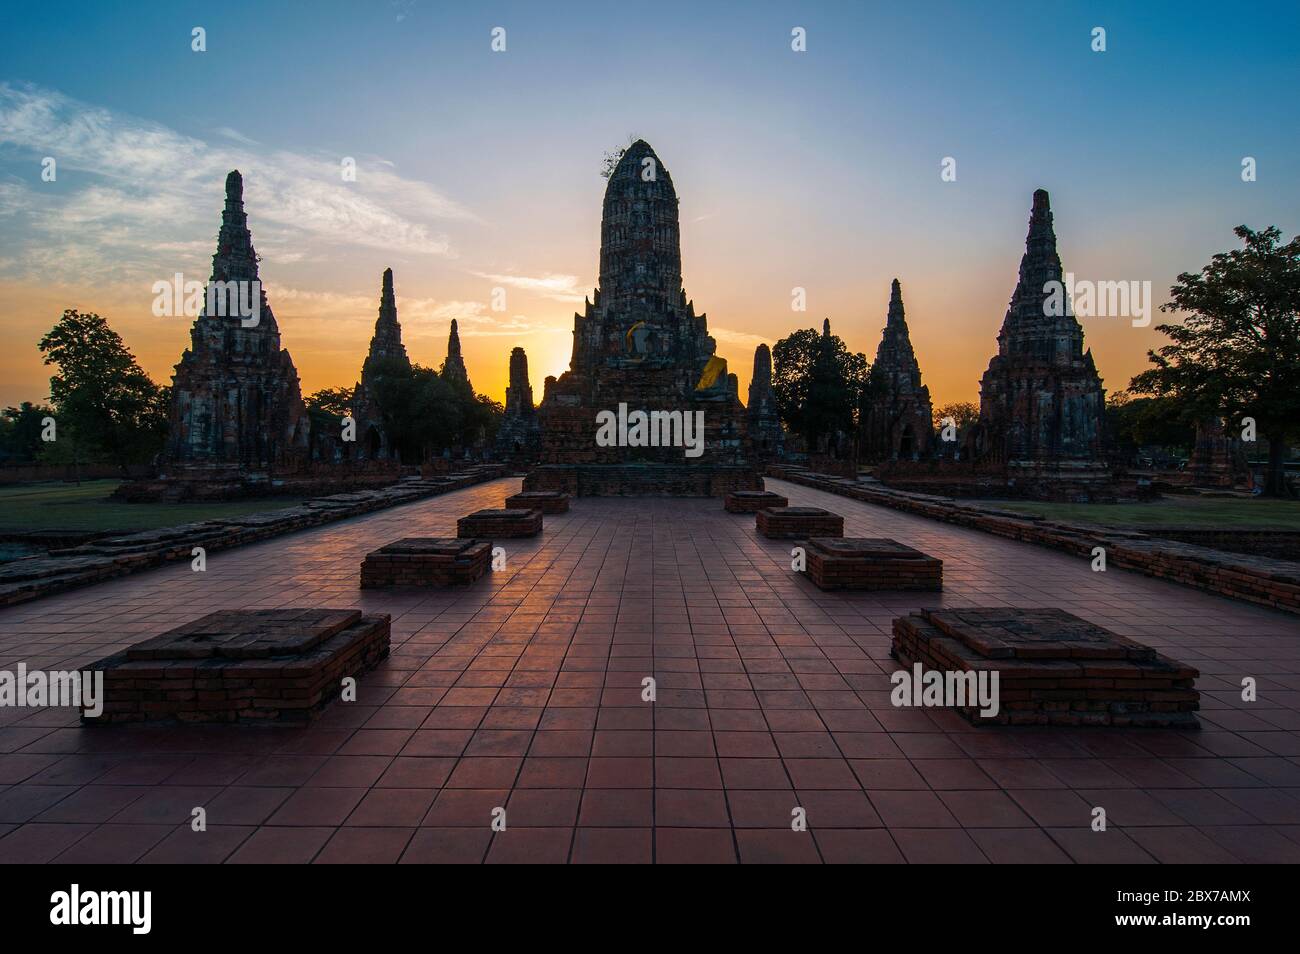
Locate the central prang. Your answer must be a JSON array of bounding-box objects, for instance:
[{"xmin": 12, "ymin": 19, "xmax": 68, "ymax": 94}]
[{"xmin": 526, "ymin": 140, "xmax": 760, "ymax": 496}]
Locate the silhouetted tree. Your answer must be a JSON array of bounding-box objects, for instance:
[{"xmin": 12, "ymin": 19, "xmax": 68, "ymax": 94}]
[
  {"xmin": 37, "ymin": 309, "xmax": 168, "ymax": 475},
  {"xmin": 772, "ymin": 324, "xmax": 868, "ymax": 454},
  {"xmin": 1130, "ymin": 226, "xmax": 1300, "ymax": 496},
  {"xmin": 0, "ymin": 402, "xmax": 54, "ymax": 464}
]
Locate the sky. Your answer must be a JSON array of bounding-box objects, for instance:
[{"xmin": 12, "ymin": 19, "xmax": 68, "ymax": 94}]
[{"xmin": 1, "ymin": 0, "xmax": 1297, "ymax": 411}]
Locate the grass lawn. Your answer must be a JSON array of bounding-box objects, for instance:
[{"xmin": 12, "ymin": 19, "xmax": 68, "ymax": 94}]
[
  {"xmin": 975, "ymin": 496, "xmax": 1300, "ymax": 530},
  {"xmin": 0, "ymin": 480, "xmax": 305, "ymax": 533}
]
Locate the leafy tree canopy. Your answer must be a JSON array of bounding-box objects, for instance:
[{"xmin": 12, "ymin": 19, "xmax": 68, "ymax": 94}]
[{"xmin": 1129, "ymin": 225, "xmax": 1300, "ymax": 494}]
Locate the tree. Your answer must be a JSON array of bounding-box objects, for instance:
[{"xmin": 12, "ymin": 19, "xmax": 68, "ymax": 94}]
[
  {"xmin": 772, "ymin": 324, "xmax": 869, "ymax": 454},
  {"xmin": 1129, "ymin": 226, "xmax": 1300, "ymax": 495},
  {"xmin": 0, "ymin": 402, "xmax": 54, "ymax": 464},
  {"xmin": 1105, "ymin": 393, "xmax": 1191, "ymax": 464},
  {"xmin": 37, "ymin": 309, "xmax": 169, "ymax": 474},
  {"xmin": 932, "ymin": 401, "xmax": 979, "ymax": 434}
]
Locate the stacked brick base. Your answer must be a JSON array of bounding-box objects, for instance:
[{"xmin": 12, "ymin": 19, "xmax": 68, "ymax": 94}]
[
  {"xmin": 457, "ymin": 508, "xmax": 543, "ymax": 538},
  {"xmin": 504, "ymin": 491, "xmax": 570, "ymax": 514},
  {"xmin": 756, "ymin": 507, "xmax": 844, "ymax": 539},
  {"xmin": 360, "ymin": 538, "xmax": 491, "ymax": 587},
  {"xmin": 524, "ymin": 463, "xmax": 762, "ymax": 498},
  {"xmin": 805, "ymin": 537, "xmax": 942, "ymax": 591},
  {"xmin": 724, "ymin": 490, "xmax": 788, "ymax": 513},
  {"xmin": 890, "ymin": 608, "xmax": 1199, "ymax": 728},
  {"xmin": 83, "ymin": 609, "xmax": 391, "ymax": 725}
]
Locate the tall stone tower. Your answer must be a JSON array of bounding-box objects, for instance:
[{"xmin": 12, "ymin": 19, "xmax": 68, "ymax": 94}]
[
  {"xmin": 860, "ymin": 279, "xmax": 933, "ymax": 462},
  {"xmin": 441, "ymin": 318, "xmax": 471, "ymax": 390},
  {"xmin": 977, "ymin": 190, "xmax": 1107, "ymax": 483},
  {"xmin": 163, "ymin": 170, "xmax": 310, "ymax": 472},
  {"xmin": 352, "ymin": 267, "xmax": 410, "ymax": 461},
  {"xmin": 747, "ymin": 343, "xmax": 784, "ymax": 460},
  {"xmin": 527, "ymin": 140, "xmax": 757, "ymax": 495},
  {"xmin": 494, "ymin": 346, "xmax": 542, "ymax": 463}
]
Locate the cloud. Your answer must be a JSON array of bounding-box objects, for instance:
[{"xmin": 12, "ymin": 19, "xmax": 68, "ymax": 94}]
[
  {"xmin": 0, "ymin": 82, "xmax": 473, "ymax": 284},
  {"xmin": 710, "ymin": 326, "xmax": 770, "ymax": 348},
  {"xmin": 470, "ymin": 270, "xmax": 588, "ymax": 304}
]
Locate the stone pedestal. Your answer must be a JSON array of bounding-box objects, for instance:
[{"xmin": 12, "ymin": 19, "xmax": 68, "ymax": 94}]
[
  {"xmin": 756, "ymin": 507, "xmax": 843, "ymax": 539},
  {"xmin": 83, "ymin": 609, "xmax": 391, "ymax": 724},
  {"xmin": 457, "ymin": 508, "xmax": 542, "ymax": 538},
  {"xmin": 805, "ymin": 538, "xmax": 941, "ymax": 591},
  {"xmin": 890, "ymin": 608, "xmax": 1199, "ymax": 727},
  {"xmin": 361, "ymin": 538, "xmax": 491, "ymax": 587},
  {"xmin": 524, "ymin": 463, "xmax": 760, "ymax": 498},
  {"xmin": 504, "ymin": 490, "xmax": 570, "ymax": 514},
  {"xmin": 725, "ymin": 490, "xmax": 788, "ymax": 513}
]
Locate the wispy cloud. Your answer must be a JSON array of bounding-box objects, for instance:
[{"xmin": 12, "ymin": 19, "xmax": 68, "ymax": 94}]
[
  {"xmin": 470, "ymin": 270, "xmax": 588, "ymax": 304},
  {"xmin": 0, "ymin": 82, "xmax": 473, "ymax": 284},
  {"xmin": 710, "ymin": 326, "xmax": 770, "ymax": 348}
]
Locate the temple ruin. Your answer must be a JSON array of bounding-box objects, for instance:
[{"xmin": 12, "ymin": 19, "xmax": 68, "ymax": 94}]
[
  {"xmin": 524, "ymin": 140, "xmax": 759, "ymax": 496},
  {"xmin": 157, "ymin": 171, "xmax": 310, "ymax": 480},
  {"xmin": 351, "ymin": 267, "xmax": 410, "ymax": 462},
  {"xmin": 974, "ymin": 189, "xmax": 1108, "ymax": 488},
  {"xmin": 493, "ymin": 346, "xmax": 542, "ymax": 465},
  {"xmin": 859, "ymin": 279, "xmax": 933, "ymax": 463}
]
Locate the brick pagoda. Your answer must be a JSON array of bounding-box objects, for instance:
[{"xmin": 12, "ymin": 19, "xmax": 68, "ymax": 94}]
[
  {"xmin": 351, "ymin": 267, "xmax": 410, "ymax": 462},
  {"xmin": 493, "ymin": 346, "xmax": 542, "ymax": 464},
  {"xmin": 860, "ymin": 279, "xmax": 933, "ymax": 463},
  {"xmin": 976, "ymin": 190, "xmax": 1108, "ymax": 488},
  {"xmin": 159, "ymin": 171, "xmax": 311, "ymax": 477},
  {"xmin": 525, "ymin": 140, "xmax": 760, "ymax": 496},
  {"xmin": 747, "ymin": 343, "xmax": 785, "ymax": 462}
]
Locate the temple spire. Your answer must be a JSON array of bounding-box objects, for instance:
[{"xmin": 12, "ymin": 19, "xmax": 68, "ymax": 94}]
[
  {"xmin": 598, "ymin": 139, "xmax": 681, "ymax": 311},
  {"xmin": 887, "ymin": 278, "xmax": 905, "ymax": 327},
  {"xmin": 442, "ymin": 318, "xmax": 471, "ymax": 389},
  {"xmin": 363, "ymin": 267, "xmax": 407, "ymax": 371},
  {"xmin": 210, "ymin": 168, "xmax": 260, "ymax": 287}
]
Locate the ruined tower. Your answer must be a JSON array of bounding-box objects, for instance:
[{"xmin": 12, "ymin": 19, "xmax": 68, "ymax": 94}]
[
  {"xmin": 351, "ymin": 267, "xmax": 410, "ymax": 461},
  {"xmin": 162, "ymin": 170, "xmax": 310, "ymax": 473},
  {"xmin": 747, "ymin": 343, "xmax": 784, "ymax": 461},
  {"xmin": 977, "ymin": 189, "xmax": 1107, "ymax": 484},
  {"xmin": 441, "ymin": 318, "xmax": 471, "ymax": 390},
  {"xmin": 860, "ymin": 279, "xmax": 933, "ymax": 462},
  {"xmin": 527, "ymin": 140, "xmax": 757, "ymax": 495},
  {"xmin": 493, "ymin": 346, "xmax": 542, "ymax": 464}
]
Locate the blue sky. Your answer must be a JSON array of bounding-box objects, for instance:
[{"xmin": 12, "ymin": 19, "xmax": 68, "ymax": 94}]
[{"xmin": 2, "ymin": 0, "xmax": 1297, "ymax": 405}]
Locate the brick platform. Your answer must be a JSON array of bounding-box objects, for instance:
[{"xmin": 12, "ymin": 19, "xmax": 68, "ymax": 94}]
[
  {"xmin": 724, "ymin": 490, "xmax": 788, "ymax": 513},
  {"xmin": 456, "ymin": 508, "xmax": 543, "ymax": 538},
  {"xmin": 504, "ymin": 490, "xmax": 570, "ymax": 514},
  {"xmin": 83, "ymin": 609, "xmax": 391, "ymax": 725},
  {"xmin": 523, "ymin": 463, "xmax": 762, "ymax": 497},
  {"xmin": 891, "ymin": 608, "xmax": 1200, "ymax": 728},
  {"xmin": 805, "ymin": 537, "xmax": 942, "ymax": 591},
  {"xmin": 360, "ymin": 538, "xmax": 492, "ymax": 587},
  {"xmin": 756, "ymin": 506, "xmax": 843, "ymax": 539}
]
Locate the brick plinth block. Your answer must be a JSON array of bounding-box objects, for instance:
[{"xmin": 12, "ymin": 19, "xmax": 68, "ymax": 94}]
[
  {"xmin": 805, "ymin": 537, "xmax": 942, "ymax": 591},
  {"xmin": 504, "ymin": 490, "xmax": 570, "ymax": 514},
  {"xmin": 457, "ymin": 508, "xmax": 542, "ymax": 538},
  {"xmin": 83, "ymin": 608, "xmax": 391, "ymax": 725},
  {"xmin": 890, "ymin": 607, "xmax": 1200, "ymax": 728},
  {"xmin": 756, "ymin": 506, "xmax": 843, "ymax": 539},
  {"xmin": 360, "ymin": 538, "xmax": 491, "ymax": 587},
  {"xmin": 724, "ymin": 490, "xmax": 788, "ymax": 513}
]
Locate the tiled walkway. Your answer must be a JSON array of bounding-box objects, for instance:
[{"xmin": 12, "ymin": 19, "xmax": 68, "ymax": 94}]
[{"xmin": 0, "ymin": 477, "xmax": 1297, "ymax": 863}]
